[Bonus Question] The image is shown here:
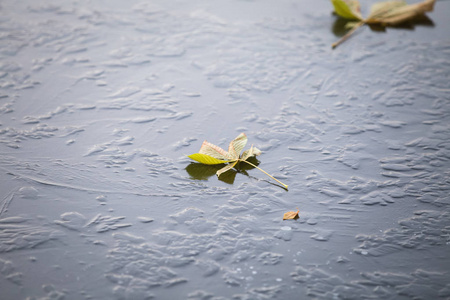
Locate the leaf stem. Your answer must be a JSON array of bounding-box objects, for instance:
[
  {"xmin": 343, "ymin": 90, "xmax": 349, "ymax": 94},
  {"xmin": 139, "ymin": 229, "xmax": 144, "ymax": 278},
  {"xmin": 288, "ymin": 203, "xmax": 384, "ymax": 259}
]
[
  {"xmin": 332, "ymin": 21, "xmax": 365, "ymax": 49},
  {"xmin": 240, "ymin": 159, "xmax": 288, "ymax": 190}
]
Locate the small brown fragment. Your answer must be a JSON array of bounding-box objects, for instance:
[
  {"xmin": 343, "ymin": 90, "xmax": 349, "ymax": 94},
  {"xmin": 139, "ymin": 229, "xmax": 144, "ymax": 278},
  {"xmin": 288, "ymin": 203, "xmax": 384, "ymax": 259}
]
[{"xmin": 283, "ymin": 209, "xmax": 299, "ymax": 220}]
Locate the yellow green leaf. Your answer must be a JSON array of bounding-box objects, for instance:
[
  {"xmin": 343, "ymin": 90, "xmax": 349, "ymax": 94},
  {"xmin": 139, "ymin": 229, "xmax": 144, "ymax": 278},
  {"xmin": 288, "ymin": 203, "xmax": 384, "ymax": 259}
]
[
  {"xmin": 188, "ymin": 153, "xmax": 229, "ymax": 165},
  {"xmin": 331, "ymin": 0, "xmax": 363, "ymax": 21}
]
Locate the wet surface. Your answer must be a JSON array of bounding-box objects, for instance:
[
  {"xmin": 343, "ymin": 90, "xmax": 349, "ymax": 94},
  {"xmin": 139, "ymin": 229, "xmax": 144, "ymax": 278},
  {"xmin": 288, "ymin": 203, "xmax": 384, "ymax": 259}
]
[{"xmin": 1, "ymin": 0, "xmax": 450, "ymax": 299}]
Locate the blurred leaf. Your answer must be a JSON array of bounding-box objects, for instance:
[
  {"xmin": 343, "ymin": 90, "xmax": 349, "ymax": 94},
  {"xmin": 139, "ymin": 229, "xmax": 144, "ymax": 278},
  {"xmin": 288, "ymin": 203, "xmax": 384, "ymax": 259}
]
[
  {"xmin": 366, "ymin": 0, "xmax": 435, "ymax": 26},
  {"xmin": 331, "ymin": 0, "xmax": 363, "ymax": 20},
  {"xmin": 331, "ymin": 0, "xmax": 436, "ymax": 48},
  {"xmin": 345, "ymin": 21, "xmax": 362, "ymax": 29},
  {"xmin": 367, "ymin": 1, "xmax": 406, "ymax": 21},
  {"xmin": 332, "ymin": 17, "xmax": 353, "ymax": 37}
]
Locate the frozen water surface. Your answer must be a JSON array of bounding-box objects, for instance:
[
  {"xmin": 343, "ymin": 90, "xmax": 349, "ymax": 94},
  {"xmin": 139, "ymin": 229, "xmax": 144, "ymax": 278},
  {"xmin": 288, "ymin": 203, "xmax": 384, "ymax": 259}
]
[{"xmin": 1, "ymin": 0, "xmax": 450, "ymax": 299}]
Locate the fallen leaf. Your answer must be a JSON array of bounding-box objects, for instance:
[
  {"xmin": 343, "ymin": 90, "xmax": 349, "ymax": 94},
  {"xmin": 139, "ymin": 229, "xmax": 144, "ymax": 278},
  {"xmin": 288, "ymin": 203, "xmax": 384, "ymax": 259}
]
[
  {"xmin": 283, "ymin": 209, "xmax": 299, "ymax": 220},
  {"xmin": 187, "ymin": 153, "xmax": 228, "ymax": 165},
  {"xmin": 241, "ymin": 145, "xmax": 261, "ymax": 161},
  {"xmin": 331, "ymin": 0, "xmax": 363, "ymax": 21},
  {"xmin": 188, "ymin": 133, "xmax": 288, "ymax": 189},
  {"xmin": 366, "ymin": 0, "xmax": 435, "ymax": 26},
  {"xmin": 331, "ymin": 0, "xmax": 436, "ymax": 48}
]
